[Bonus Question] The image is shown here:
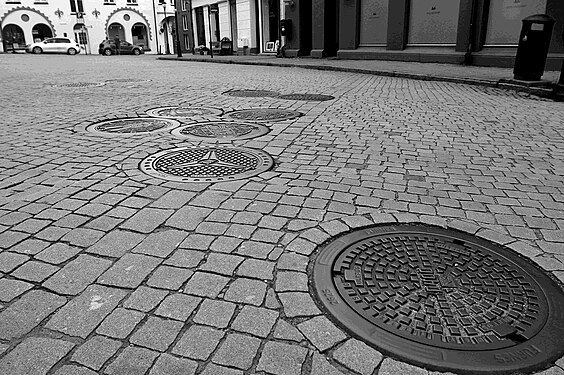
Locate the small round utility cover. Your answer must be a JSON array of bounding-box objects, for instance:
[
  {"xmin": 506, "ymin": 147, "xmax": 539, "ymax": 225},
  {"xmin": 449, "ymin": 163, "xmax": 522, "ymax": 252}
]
[
  {"xmin": 171, "ymin": 121, "xmax": 269, "ymax": 141},
  {"xmin": 86, "ymin": 118, "xmax": 179, "ymax": 134},
  {"xmin": 146, "ymin": 106, "xmax": 223, "ymax": 119},
  {"xmin": 139, "ymin": 146, "xmax": 274, "ymax": 182},
  {"xmin": 223, "ymin": 89, "xmax": 279, "ymax": 98},
  {"xmin": 278, "ymin": 93, "xmax": 334, "ymax": 101},
  {"xmin": 313, "ymin": 224, "xmax": 564, "ymax": 374},
  {"xmin": 224, "ymin": 108, "xmax": 302, "ymax": 122}
]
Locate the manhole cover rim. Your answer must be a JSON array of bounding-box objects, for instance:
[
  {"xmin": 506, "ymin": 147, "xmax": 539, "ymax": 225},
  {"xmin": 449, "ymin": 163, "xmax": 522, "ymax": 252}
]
[
  {"xmin": 171, "ymin": 121, "xmax": 270, "ymax": 141},
  {"xmin": 146, "ymin": 106, "xmax": 224, "ymax": 118},
  {"xmin": 223, "ymin": 89, "xmax": 280, "ymax": 98},
  {"xmin": 85, "ymin": 117, "xmax": 181, "ymax": 135},
  {"xmin": 278, "ymin": 93, "xmax": 335, "ymax": 101},
  {"xmin": 224, "ymin": 108, "xmax": 303, "ymax": 122},
  {"xmin": 312, "ymin": 224, "xmax": 564, "ymax": 375},
  {"xmin": 52, "ymin": 82, "xmax": 106, "ymax": 88}
]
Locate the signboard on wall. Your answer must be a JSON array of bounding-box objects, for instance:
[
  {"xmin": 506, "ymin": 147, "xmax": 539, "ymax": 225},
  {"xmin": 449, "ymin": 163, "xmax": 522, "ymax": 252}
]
[
  {"xmin": 359, "ymin": 0, "xmax": 388, "ymax": 46},
  {"xmin": 407, "ymin": 0, "xmax": 461, "ymax": 45},
  {"xmin": 484, "ymin": 0, "xmax": 547, "ymax": 45}
]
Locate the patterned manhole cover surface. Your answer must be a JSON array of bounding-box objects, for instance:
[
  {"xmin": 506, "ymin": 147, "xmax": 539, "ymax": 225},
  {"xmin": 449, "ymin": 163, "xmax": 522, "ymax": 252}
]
[
  {"xmin": 86, "ymin": 118, "xmax": 180, "ymax": 134},
  {"xmin": 139, "ymin": 146, "xmax": 274, "ymax": 182},
  {"xmin": 313, "ymin": 224, "xmax": 564, "ymax": 374},
  {"xmin": 172, "ymin": 121, "xmax": 269, "ymax": 141},
  {"xmin": 106, "ymin": 78, "xmax": 152, "ymax": 83},
  {"xmin": 224, "ymin": 108, "xmax": 302, "ymax": 122},
  {"xmin": 53, "ymin": 82, "xmax": 105, "ymax": 88},
  {"xmin": 223, "ymin": 89, "xmax": 279, "ymax": 98},
  {"xmin": 278, "ymin": 93, "xmax": 334, "ymax": 101},
  {"xmin": 146, "ymin": 106, "xmax": 223, "ymax": 118}
]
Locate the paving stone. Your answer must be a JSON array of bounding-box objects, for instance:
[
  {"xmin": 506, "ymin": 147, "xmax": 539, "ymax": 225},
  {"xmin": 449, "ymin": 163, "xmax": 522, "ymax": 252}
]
[
  {"xmin": 200, "ymin": 253, "xmax": 244, "ymax": 275},
  {"xmin": 332, "ymin": 339, "xmax": 383, "ymax": 375},
  {"xmin": 35, "ymin": 226, "xmax": 71, "ymax": 241},
  {"xmin": 212, "ymin": 333, "xmax": 261, "ymax": 370},
  {"xmin": 0, "ymin": 344, "xmax": 8, "ymax": 355},
  {"xmin": 193, "ymin": 299, "xmax": 236, "ymax": 328},
  {"xmin": 311, "ymin": 353, "xmax": 344, "ymax": 375},
  {"xmin": 183, "ymin": 272, "xmax": 229, "ymax": 298},
  {"xmin": 256, "ymin": 341, "xmax": 309, "ymax": 375},
  {"xmin": 279, "ymin": 292, "xmax": 322, "ymax": 318},
  {"xmin": 277, "ymin": 252, "xmax": 309, "ymax": 272},
  {"xmin": 531, "ymin": 367, "xmax": 564, "ymax": 375},
  {"xmin": 149, "ymin": 353, "xmax": 198, "ymax": 375},
  {"xmin": 96, "ymin": 307, "xmax": 145, "ymax": 339},
  {"xmin": 10, "ymin": 239, "xmax": 50, "ymax": 255},
  {"xmin": 236, "ymin": 258, "xmax": 275, "ymax": 280},
  {"xmin": 0, "ymin": 278, "xmax": 33, "ymax": 302},
  {"xmin": 236, "ymin": 240, "xmax": 274, "ymax": 259},
  {"xmin": 130, "ymin": 316, "xmax": 183, "ymax": 352},
  {"xmin": 231, "ymin": 305, "xmax": 278, "ymax": 337},
  {"xmin": 84, "ymin": 215, "xmax": 123, "ymax": 231},
  {"xmin": 120, "ymin": 208, "xmax": 174, "ymax": 233},
  {"xmin": 0, "ymin": 252, "xmax": 29, "ymax": 273},
  {"xmin": 104, "ymin": 346, "xmax": 159, "ymax": 375},
  {"xmin": 542, "ymin": 230, "xmax": 564, "ymax": 242},
  {"xmin": 0, "ymin": 338, "xmax": 74, "ymax": 375},
  {"xmin": 286, "ymin": 237, "xmax": 316, "ymax": 255},
  {"xmin": 46, "ymin": 284, "xmax": 128, "ymax": 338},
  {"xmin": 275, "ymin": 271, "xmax": 309, "ymax": 292},
  {"xmin": 123, "ymin": 286, "xmax": 169, "ymax": 312},
  {"xmin": 166, "ymin": 206, "xmax": 212, "ymax": 231},
  {"xmin": 132, "ymin": 230, "xmax": 187, "ymax": 258},
  {"xmin": 53, "ymin": 365, "xmax": 98, "ymax": 375},
  {"xmin": 210, "ymin": 236, "xmax": 243, "ymax": 253},
  {"xmin": 0, "ymin": 231, "xmax": 29, "ymax": 250},
  {"xmin": 172, "ymin": 324, "xmax": 225, "ymax": 360},
  {"xmin": 273, "ymin": 319, "xmax": 305, "ymax": 342},
  {"xmin": 34, "ymin": 243, "xmax": 81, "ymax": 264},
  {"xmin": 258, "ymin": 215, "xmax": 288, "ymax": 230},
  {"xmin": 179, "ymin": 233, "xmax": 215, "ymax": 250},
  {"xmin": 146, "ymin": 265, "xmax": 193, "ymax": 290},
  {"xmin": 61, "ymin": 228, "xmax": 105, "ymax": 247},
  {"xmin": 97, "ymin": 253, "xmax": 162, "ymax": 288},
  {"xmin": 87, "ymin": 230, "xmax": 146, "ymax": 257},
  {"xmin": 297, "ymin": 316, "xmax": 347, "ymax": 351},
  {"xmin": 164, "ymin": 249, "xmax": 205, "ymax": 268},
  {"xmin": 43, "ymin": 254, "xmax": 112, "ymax": 295},
  {"xmin": 378, "ymin": 358, "xmax": 428, "ymax": 375},
  {"xmin": 71, "ymin": 335, "xmax": 122, "ymax": 371},
  {"xmin": 154, "ymin": 293, "xmax": 201, "ymax": 321},
  {"xmin": 0, "ymin": 290, "xmax": 66, "ymax": 340},
  {"xmin": 223, "ymin": 278, "xmax": 267, "ymax": 306},
  {"xmin": 200, "ymin": 364, "xmax": 243, "ymax": 375},
  {"xmin": 265, "ymin": 287, "xmax": 281, "ymax": 309},
  {"xmin": 150, "ymin": 190, "xmax": 196, "ymax": 209},
  {"xmin": 225, "ymin": 224, "xmax": 257, "ymax": 239},
  {"xmin": 191, "ymin": 191, "xmax": 231, "ymax": 208}
]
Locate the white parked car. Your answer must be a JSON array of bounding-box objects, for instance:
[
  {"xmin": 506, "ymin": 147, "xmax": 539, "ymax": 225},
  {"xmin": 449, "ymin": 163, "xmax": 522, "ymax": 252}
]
[{"xmin": 26, "ymin": 37, "xmax": 81, "ymax": 55}]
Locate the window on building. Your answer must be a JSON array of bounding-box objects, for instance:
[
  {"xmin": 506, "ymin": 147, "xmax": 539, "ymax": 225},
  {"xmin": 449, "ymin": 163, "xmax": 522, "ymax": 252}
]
[
  {"xmin": 104, "ymin": 0, "xmax": 116, "ymax": 4},
  {"xmin": 182, "ymin": 15, "xmax": 188, "ymax": 30},
  {"xmin": 184, "ymin": 34, "xmax": 190, "ymax": 50},
  {"xmin": 69, "ymin": 0, "xmax": 84, "ymax": 13},
  {"xmin": 181, "ymin": 0, "xmax": 187, "ymax": 11},
  {"xmin": 126, "ymin": 0, "xmax": 138, "ymax": 4}
]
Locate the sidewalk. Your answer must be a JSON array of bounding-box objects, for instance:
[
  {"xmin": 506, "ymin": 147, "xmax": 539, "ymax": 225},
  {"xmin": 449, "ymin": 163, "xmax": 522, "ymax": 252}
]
[{"xmin": 158, "ymin": 53, "xmax": 563, "ymax": 97}]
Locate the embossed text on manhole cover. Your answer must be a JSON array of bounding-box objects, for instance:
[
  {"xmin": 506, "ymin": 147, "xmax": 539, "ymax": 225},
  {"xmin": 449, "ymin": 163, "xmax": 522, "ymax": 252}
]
[
  {"xmin": 146, "ymin": 106, "xmax": 223, "ymax": 119},
  {"xmin": 313, "ymin": 224, "xmax": 564, "ymax": 374},
  {"xmin": 139, "ymin": 146, "xmax": 273, "ymax": 182},
  {"xmin": 223, "ymin": 89, "xmax": 279, "ymax": 98},
  {"xmin": 278, "ymin": 93, "xmax": 334, "ymax": 101},
  {"xmin": 86, "ymin": 118, "xmax": 180, "ymax": 134},
  {"xmin": 224, "ymin": 108, "xmax": 302, "ymax": 122},
  {"xmin": 172, "ymin": 121, "xmax": 269, "ymax": 141}
]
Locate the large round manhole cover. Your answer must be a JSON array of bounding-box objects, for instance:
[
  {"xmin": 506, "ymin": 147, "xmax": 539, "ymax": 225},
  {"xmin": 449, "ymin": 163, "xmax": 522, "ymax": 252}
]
[
  {"xmin": 86, "ymin": 118, "xmax": 180, "ymax": 134},
  {"xmin": 278, "ymin": 93, "xmax": 334, "ymax": 101},
  {"xmin": 146, "ymin": 106, "xmax": 223, "ymax": 118},
  {"xmin": 53, "ymin": 82, "xmax": 105, "ymax": 88},
  {"xmin": 171, "ymin": 121, "xmax": 269, "ymax": 141},
  {"xmin": 223, "ymin": 89, "xmax": 279, "ymax": 98},
  {"xmin": 139, "ymin": 146, "xmax": 274, "ymax": 182},
  {"xmin": 224, "ymin": 108, "xmax": 302, "ymax": 122},
  {"xmin": 313, "ymin": 224, "xmax": 564, "ymax": 374}
]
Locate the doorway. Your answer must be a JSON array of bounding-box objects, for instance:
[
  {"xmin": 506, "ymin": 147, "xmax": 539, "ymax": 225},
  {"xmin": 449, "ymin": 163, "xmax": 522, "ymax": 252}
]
[
  {"xmin": 32, "ymin": 23, "xmax": 53, "ymax": 42},
  {"xmin": 2, "ymin": 24, "xmax": 25, "ymax": 51}
]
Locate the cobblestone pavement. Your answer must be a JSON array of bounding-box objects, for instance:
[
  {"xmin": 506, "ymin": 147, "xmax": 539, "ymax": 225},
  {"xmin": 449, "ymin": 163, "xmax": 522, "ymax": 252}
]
[{"xmin": 0, "ymin": 54, "xmax": 563, "ymax": 375}]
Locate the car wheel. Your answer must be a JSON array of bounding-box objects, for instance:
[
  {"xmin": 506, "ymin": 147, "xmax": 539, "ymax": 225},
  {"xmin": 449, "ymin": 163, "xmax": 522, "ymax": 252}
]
[
  {"xmin": 133, "ymin": 48, "xmax": 141, "ymax": 56},
  {"xmin": 32, "ymin": 47, "xmax": 42, "ymax": 54},
  {"xmin": 103, "ymin": 48, "xmax": 112, "ymax": 56},
  {"xmin": 67, "ymin": 48, "xmax": 77, "ymax": 55}
]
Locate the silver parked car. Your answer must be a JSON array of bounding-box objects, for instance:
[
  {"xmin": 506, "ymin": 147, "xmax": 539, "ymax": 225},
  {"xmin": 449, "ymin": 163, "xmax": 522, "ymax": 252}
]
[{"xmin": 26, "ymin": 37, "xmax": 81, "ymax": 55}]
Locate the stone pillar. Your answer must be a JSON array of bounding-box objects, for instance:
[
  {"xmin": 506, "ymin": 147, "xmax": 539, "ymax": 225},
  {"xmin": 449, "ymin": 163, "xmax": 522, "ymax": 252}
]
[
  {"xmin": 284, "ymin": 0, "xmax": 312, "ymax": 57},
  {"xmin": 339, "ymin": 0, "xmax": 359, "ymax": 50},
  {"xmin": 386, "ymin": 0, "xmax": 409, "ymax": 50},
  {"xmin": 310, "ymin": 0, "xmax": 326, "ymax": 58},
  {"xmin": 455, "ymin": 0, "xmax": 476, "ymax": 53}
]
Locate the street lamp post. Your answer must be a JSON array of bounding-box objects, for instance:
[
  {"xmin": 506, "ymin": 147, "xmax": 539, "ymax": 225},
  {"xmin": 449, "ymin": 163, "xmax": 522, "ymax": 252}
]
[
  {"xmin": 163, "ymin": 3, "xmax": 170, "ymax": 54},
  {"xmin": 175, "ymin": 0, "xmax": 182, "ymax": 57}
]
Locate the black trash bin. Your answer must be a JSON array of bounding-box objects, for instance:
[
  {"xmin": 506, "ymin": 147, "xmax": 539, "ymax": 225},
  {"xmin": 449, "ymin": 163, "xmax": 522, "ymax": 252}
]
[
  {"xmin": 220, "ymin": 37, "xmax": 233, "ymax": 56},
  {"xmin": 513, "ymin": 14, "xmax": 555, "ymax": 81}
]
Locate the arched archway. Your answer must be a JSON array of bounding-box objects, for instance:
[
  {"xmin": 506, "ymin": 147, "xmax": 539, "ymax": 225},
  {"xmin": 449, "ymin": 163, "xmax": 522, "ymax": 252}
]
[
  {"xmin": 108, "ymin": 23, "xmax": 125, "ymax": 41},
  {"xmin": 131, "ymin": 22, "xmax": 148, "ymax": 50},
  {"xmin": 2, "ymin": 24, "xmax": 25, "ymax": 51},
  {"xmin": 31, "ymin": 23, "xmax": 52, "ymax": 42}
]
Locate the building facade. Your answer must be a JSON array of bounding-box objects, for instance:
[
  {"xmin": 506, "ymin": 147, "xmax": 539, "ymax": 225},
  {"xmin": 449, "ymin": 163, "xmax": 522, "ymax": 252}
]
[{"xmin": 283, "ymin": 0, "xmax": 564, "ymax": 69}]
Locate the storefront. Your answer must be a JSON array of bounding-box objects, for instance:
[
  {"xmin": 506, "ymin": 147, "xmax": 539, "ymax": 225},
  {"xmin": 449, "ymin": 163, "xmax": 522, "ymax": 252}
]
[{"xmin": 1, "ymin": 8, "xmax": 55, "ymax": 52}]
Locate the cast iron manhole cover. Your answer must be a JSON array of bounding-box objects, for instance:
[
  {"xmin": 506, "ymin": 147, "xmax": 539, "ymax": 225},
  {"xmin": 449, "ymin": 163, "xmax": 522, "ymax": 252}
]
[
  {"xmin": 313, "ymin": 224, "xmax": 564, "ymax": 374},
  {"xmin": 86, "ymin": 118, "xmax": 180, "ymax": 134},
  {"xmin": 278, "ymin": 93, "xmax": 334, "ymax": 101},
  {"xmin": 224, "ymin": 108, "xmax": 302, "ymax": 122},
  {"xmin": 223, "ymin": 89, "xmax": 279, "ymax": 98},
  {"xmin": 146, "ymin": 106, "xmax": 223, "ymax": 118},
  {"xmin": 139, "ymin": 146, "xmax": 274, "ymax": 182},
  {"xmin": 171, "ymin": 121, "xmax": 269, "ymax": 141},
  {"xmin": 106, "ymin": 78, "xmax": 152, "ymax": 83},
  {"xmin": 53, "ymin": 82, "xmax": 105, "ymax": 88}
]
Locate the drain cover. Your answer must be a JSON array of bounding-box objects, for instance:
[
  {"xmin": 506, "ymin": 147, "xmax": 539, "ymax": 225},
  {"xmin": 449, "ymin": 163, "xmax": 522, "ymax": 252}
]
[
  {"xmin": 171, "ymin": 121, "xmax": 269, "ymax": 141},
  {"xmin": 278, "ymin": 93, "xmax": 334, "ymax": 101},
  {"xmin": 106, "ymin": 78, "xmax": 152, "ymax": 83},
  {"xmin": 146, "ymin": 106, "xmax": 223, "ymax": 118},
  {"xmin": 223, "ymin": 89, "xmax": 279, "ymax": 98},
  {"xmin": 53, "ymin": 82, "xmax": 105, "ymax": 88},
  {"xmin": 86, "ymin": 118, "xmax": 179, "ymax": 134},
  {"xmin": 139, "ymin": 146, "xmax": 273, "ymax": 182},
  {"xmin": 224, "ymin": 109, "xmax": 302, "ymax": 122},
  {"xmin": 313, "ymin": 224, "xmax": 564, "ymax": 374}
]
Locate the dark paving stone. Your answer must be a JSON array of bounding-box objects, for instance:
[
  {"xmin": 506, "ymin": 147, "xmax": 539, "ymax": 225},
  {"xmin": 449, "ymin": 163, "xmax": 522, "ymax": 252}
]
[
  {"xmin": 11, "ymin": 261, "xmax": 59, "ymax": 282},
  {"xmin": 172, "ymin": 325, "xmax": 225, "ymax": 361},
  {"xmin": 87, "ymin": 230, "xmax": 146, "ymax": 257},
  {"xmin": 256, "ymin": 341, "xmax": 309, "ymax": 375},
  {"xmin": 0, "ymin": 337, "xmax": 74, "ymax": 375},
  {"xmin": 0, "ymin": 252, "xmax": 29, "ymax": 273},
  {"xmin": 129, "ymin": 316, "xmax": 183, "ymax": 352},
  {"xmin": 212, "ymin": 333, "xmax": 261, "ymax": 370},
  {"xmin": 71, "ymin": 335, "xmax": 122, "ymax": 371},
  {"xmin": 0, "ymin": 279, "xmax": 33, "ymax": 303},
  {"xmin": 53, "ymin": 365, "xmax": 98, "ymax": 375},
  {"xmin": 97, "ymin": 253, "xmax": 162, "ymax": 289},
  {"xmin": 154, "ymin": 293, "xmax": 201, "ymax": 321},
  {"xmin": 34, "ymin": 243, "xmax": 81, "ymax": 264},
  {"xmin": 223, "ymin": 278, "xmax": 267, "ymax": 306},
  {"xmin": 104, "ymin": 346, "xmax": 159, "ymax": 375},
  {"xmin": 123, "ymin": 286, "xmax": 169, "ymax": 312},
  {"xmin": 149, "ymin": 353, "xmax": 198, "ymax": 375},
  {"xmin": 132, "ymin": 230, "xmax": 188, "ymax": 258},
  {"xmin": 96, "ymin": 308, "xmax": 145, "ymax": 339},
  {"xmin": 120, "ymin": 208, "xmax": 174, "ymax": 233},
  {"xmin": 43, "ymin": 254, "xmax": 112, "ymax": 295},
  {"xmin": 183, "ymin": 272, "xmax": 229, "ymax": 298}
]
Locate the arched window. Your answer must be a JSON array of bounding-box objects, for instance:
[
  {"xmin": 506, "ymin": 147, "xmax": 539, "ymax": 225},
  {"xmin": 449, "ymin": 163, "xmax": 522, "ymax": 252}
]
[{"xmin": 32, "ymin": 23, "xmax": 53, "ymax": 42}]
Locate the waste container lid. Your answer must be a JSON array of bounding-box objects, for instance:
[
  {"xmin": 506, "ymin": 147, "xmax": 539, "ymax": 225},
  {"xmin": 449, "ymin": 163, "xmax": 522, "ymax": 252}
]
[{"xmin": 522, "ymin": 14, "xmax": 555, "ymax": 24}]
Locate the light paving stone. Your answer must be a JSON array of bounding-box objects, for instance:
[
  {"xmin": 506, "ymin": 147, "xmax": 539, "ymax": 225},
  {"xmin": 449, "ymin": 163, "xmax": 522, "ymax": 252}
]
[
  {"xmin": 166, "ymin": 206, "xmax": 212, "ymax": 231},
  {"xmin": 46, "ymin": 284, "xmax": 128, "ymax": 338},
  {"xmin": 0, "ymin": 252, "xmax": 29, "ymax": 273},
  {"xmin": 96, "ymin": 307, "xmax": 145, "ymax": 339},
  {"xmin": 104, "ymin": 346, "xmax": 159, "ymax": 375},
  {"xmin": 43, "ymin": 254, "xmax": 112, "ymax": 295},
  {"xmin": 97, "ymin": 253, "xmax": 162, "ymax": 289},
  {"xmin": 71, "ymin": 335, "xmax": 122, "ymax": 371},
  {"xmin": 193, "ymin": 298, "xmax": 236, "ymax": 328},
  {"xmin": 164, "ymin": 249, "xmax": 206, "ymax": 268},
  {"xmin": 277, "ymin": 253, "xmax": 309, "ymax": 272},
  {"xmin": 149, "ymin": 353, "xmax": 198, "ymax": 375},
  {"xmin": 34, "ymin": 243, "xmax": 81, "ymax": 264},
  {"xmin": 61, "ymin": 228, "xmax": 105, "ymax": 247},
  {"xmin": 123, "ymin": 286, "xmax": 169, "ymax": 312},
  {"xmin": 236, "ymin": 240, "xmax": 274, "ymax": 259},
  {"xmin": 146, "ymin": 265, "xmax": 193, "ymax": 290},
  {"xmin": 11, "ymin": 260, "xmax": 58, "ymax": 282},
  {"xmin": 183, "ymin": 272, "xmax": 230, "ymax": 298},
  {"xmin": 297, "ymin": 316, "xmax": 347, "ymax": 351},
  {"xmin": 212, "ymin": 333, "xmax": 261, "ymax": 370},
  {"xmin": 265, "ymin": 288, "xmax": 281, "ymax": 309},
  {"xmin": 130, "ymin": 316, "xmax": 183, "ymax": 352},
  {"xmin": 0, "ymin": 290, "xmax": 66, "ymax": 340},
  {"xmin": 0, "ymin": 337, "xmax": 75, "ymax": 375},
  {"xmin": 279, "ymin": 292, "xmax": 322, "ymax": 318},
  {"xmin": 210, "ymin": 237, "xmax": 243, "ymax": 253},
  {"xmin": 378, "ymin": 358, "xmax": 429, "ymax": 375},
  {"xmin": 155, "ymin": 293, "xmax": 201, "ymax": 321},
  {"xmin": 273, "ymin": 319, "xmax": 305, "ymax": 342},
  {"xmin": 231, "ymin": 305, "xmax": 278, "ymax": 337},
  {"xmin": 311, "ymin": 353, "xmax": 344, "ymax": 375},
  {"xmin": 286, "ymin": 238, "xmax": 316, "ymax": 255},
  {"xmin": 179, "ymin": 233, "xmax": 215, "ymax": 250},
  {"xmin": 332, "ymin": 339, "xmax": 383, "ymax": 375},
  {"xmin": 275, "ymin": 271, "xmax": 309, "ymax": 292},
  {"xmin": 10, "ymin": 239, "xmax": 50, "ymax": 255},
  {"xmin": 191, "ymin": 191, "xmax": 231, "ymax": 208},
  {"xmin": 151, "ymin": 190, "xmax": 196, "ymax": 209},
  {"xmin": 200, "ymin": 364, "xmax": 243, "ymax": 375},
  {"xmin": 223, "ymin": 278, "xmax": 267, "ymax": 306},
  {"xmin": 531, "ymin": 367, "xmax": 564, "ymax": 375},
  {"xmin": 132, "ymin": 230, "xmax": 188, "ymax": 258},
  {"xmin": 120, "ymin": 208, "xmax": 174, "ymax": 233},
  {"xmin": 53, "ymin": 365, "xmax": 98, "ymax": 375},
  {"xmin": 256, "ymin": 341, "xmax": 309, "ymax": 375},
  {"xmin": 236, "ymin": 258, "xmax": 275, "ymax": 280},
  {"xmin": 200, "ymin": 253, "xmax": 245, "ymax": 275},
  {"xmin": 172, "ymin": 324, "xmax": 225, "ymax": 360},
  {"xmin": 87, "ymin": 230, "xmax": 146, "ymax": 257},
  {"xmin": 0, "ymin": 278, "xmax": 33, "ymax": 302}
]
